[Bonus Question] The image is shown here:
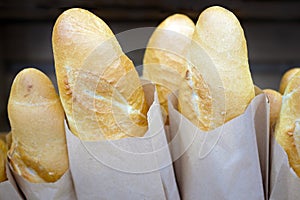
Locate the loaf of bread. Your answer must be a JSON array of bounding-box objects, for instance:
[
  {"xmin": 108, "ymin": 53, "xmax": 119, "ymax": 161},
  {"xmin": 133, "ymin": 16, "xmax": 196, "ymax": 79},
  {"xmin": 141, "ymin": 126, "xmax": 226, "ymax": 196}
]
[
  {"xmin": 52, "ymin": 8, "xmax": 148, "ymax": 141},
  {"xmin": 143, "ymin": 14, "xmax": 195, "ymax": 119},
  {"xmin": 0, "ymin": 139, "xmax": 7, "ymax": 182},
  {"xmin": 275, "ymin": 71, "xmax": 300, "ymax": 177},
  {"xmin": 178, "ymin": 6, "xmax": 255, "ymax": 130},
  {"xmin": 279, "ymin": 68, "xmax": 300, "ymax": 94},
  {"xmin": 7, "ymin": 68, "xmax": 68, "ymax": 183},
  {"xmin": 263, "ymin": 89, "xmax": 282, "ymax": 130}
]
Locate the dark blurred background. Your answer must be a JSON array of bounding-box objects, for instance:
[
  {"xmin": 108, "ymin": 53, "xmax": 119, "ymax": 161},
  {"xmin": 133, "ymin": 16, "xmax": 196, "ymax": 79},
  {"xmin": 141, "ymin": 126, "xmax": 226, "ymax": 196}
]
[{"xmin": 1, "ymin": 0, "xmax": 300, "ymax": 131}]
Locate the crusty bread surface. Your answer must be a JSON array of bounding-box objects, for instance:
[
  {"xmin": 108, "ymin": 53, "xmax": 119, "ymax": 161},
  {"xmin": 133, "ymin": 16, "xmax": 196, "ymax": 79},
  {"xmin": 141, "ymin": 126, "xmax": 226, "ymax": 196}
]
[
  {"xmin": 178, "ymin": 6, "xmax": 255, "ymax": 130},
  {"xmin": 52, "ymin": 8, "xmax": 148, "ymax": 140}
]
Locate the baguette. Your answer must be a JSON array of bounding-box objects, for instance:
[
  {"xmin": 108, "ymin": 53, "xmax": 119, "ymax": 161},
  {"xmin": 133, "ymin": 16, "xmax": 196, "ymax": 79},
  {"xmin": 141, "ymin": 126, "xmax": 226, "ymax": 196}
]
[
  {"xmin": 178, "ymin": 6, "xmax": 255, "ymax": 130},
  {"xmin": 52, "ymin": 8, "xmax": 148, "ymax": 141},
  {"xmin": 263, "ymin": 89, "xmax": 282, "ymax": 130},
  {"xmin": 279, "ymin": 68, "xmax": 300, "ymax": 94},
  {"xmin": 7, "ymin": 68, "xmax": 68, "ymax": 183},
  {"xmin": 275, "ymin": 71, "xmax": 300, "ymax": 177},
  {"xmin": 143, "ymin": 14, "xmax": 195, "ymax": 119}
]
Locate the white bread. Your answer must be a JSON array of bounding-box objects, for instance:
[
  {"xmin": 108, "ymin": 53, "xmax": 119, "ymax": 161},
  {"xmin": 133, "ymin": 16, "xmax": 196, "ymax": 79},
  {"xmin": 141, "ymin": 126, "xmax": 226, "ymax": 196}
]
[
  {"xmin": 275, "ymin": 71, "xmax": 300, "ymax": 177},
  {"xmin": 52, "ymin": 8, "xmax": 148, "ymax": 141},
  {"xmin": 0, "ymin": 139, "xmax": 7, "ymax": 182},
  {"xmin": 178, "ymin": 6, "xmax": 255, "ymax": 130},
  {"xmin": 143, "ymin": 14, "xmax": 195, "ymax": 119},
  {"xmin": 7, "ymin": 68, "xmax": 68, "ymax": 183},
  {"xmin": 263, "ymin": 89, "xmax": 282, "ymax": 130},
  {"xmin": 279, "ymin": 68, "xmax": 300, "ymax": 94}
]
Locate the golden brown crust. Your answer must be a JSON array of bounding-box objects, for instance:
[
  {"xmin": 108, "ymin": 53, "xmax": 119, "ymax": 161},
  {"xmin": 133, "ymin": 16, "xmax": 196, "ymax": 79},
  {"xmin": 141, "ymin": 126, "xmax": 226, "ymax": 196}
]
[
  {"xmin": 178, "ymin": 67, "xmax": 212, "ymax": 130},
  {"xmin": 52, "ymin": 8, "xmax": 148, "ymax": 140},
  {"xmin": 143, "ymin": 14, "xmax": 195, "ymax": 118},
  {"xmin": 7, "ymin": 68, "xmax": 68, "ymax": 183},
  {"xmin": 263, "ymin": 89, "xmax": 282, "ymax": 130},
  {"xmin": 279, "ymin": 68, "xmax": 300, "ymax": 94},
  {"xmin": 0, "ymin": 139, "xmax": 7, "ymax": 182},
  {"xmin": 275, "ymin": 71, "xmax": 300, "ymax": 177},
  {"xmin": 178, "ymin": 6, "xmax": 255, "ymax": 130}
]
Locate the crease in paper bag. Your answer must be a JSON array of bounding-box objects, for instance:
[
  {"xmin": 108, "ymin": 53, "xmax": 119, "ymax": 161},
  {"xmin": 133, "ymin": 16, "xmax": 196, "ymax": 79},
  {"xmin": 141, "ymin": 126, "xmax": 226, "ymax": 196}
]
[
  {"xmin": 168, "ymin": 93, "xmax": 267, "ymax": 200},
  {"xmin": 66, "ymin": 84, "xmax": 179, "ymax": 200}
]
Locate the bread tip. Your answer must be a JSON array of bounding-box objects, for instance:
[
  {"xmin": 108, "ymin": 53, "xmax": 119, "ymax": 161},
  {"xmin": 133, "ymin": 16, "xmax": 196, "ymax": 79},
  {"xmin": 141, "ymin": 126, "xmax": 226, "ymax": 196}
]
[
  {"xmin": 279, "ymin": 68, "xmax": 300, "ymax": 94},
  {"xmin": 57, "ymin": 7, "xmax": 89, "ymax": 18},
  {"xmin": 198, "ymin": 5, "xmax": 241, "ymax": 31},
  {"xmin": 52, "ymin": 7, "xmax": 95, "ymax": 40},
  {"xmin": 11, "ymin": 68, "xmax": 42, "ymax": 92},
  {"xmin": 8, "ymin": 68, "xmax": 57, "ymax": 105},
  {"xmin": 162, "ymin": 13, "xmax": 195, "ymax": 32},
  {"xmin": 165, "ymin": 13, "xmax": 193, "ymax": 22}
]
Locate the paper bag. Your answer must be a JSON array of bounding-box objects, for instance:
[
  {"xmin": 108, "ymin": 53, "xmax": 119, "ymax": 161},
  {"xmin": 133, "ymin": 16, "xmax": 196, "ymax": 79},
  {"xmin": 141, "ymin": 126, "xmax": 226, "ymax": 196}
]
[
  {"xmin": 11, "ymin": 168, "xmax": 76, "ymax": 200},
  {"xmin": 269, "ymin": 136, "xmax": 300, "ymax": 200},
  {"xmin": 66, "ymin": 86, "xmax": 179, "ymax": 200},
  {"xmin": 0, "ymin": 163, "xmax": 23, "ymax": 200},
  {"xmin": 168, "ymin": 93, "xmax": 269, "ymax": 200}
]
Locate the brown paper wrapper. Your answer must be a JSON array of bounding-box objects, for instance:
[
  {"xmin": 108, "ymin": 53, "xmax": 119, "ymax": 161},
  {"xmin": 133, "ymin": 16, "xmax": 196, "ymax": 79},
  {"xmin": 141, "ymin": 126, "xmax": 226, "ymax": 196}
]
[
  {"xmin": 168, "ymin": 93, "xmax": 269, "ymax": 200},
  {"xmin": 269, "ymin": 136, "xmax": 300, "ymax": 200},
  {"xmin": 0, "ymin": 162, "xmax": 23, "ymax": 200},
  {"xmin": 65, "ymin": 86, "xmax": 179, "ymax": 200}
]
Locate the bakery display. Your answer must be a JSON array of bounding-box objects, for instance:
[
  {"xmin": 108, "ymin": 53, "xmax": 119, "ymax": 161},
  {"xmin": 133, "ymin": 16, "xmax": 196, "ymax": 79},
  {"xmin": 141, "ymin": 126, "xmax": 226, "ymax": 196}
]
[
  {"xmin": 178, "ymin": 6, "xmax": 255, "ymax": 130},
  {"xmin": 52, "ymin": 8, "xmax": 148, "ymax": 141},
  {"xmin": 1, "ymin": 4, "xmax": 298, "ymax": 199},
  {"xmin": 143, "ymin": 14, "xmax": 195, "ymax": 119},
  {"xmin": 7, "ymin": 68, "xmax": 68, "ymax": 183}
]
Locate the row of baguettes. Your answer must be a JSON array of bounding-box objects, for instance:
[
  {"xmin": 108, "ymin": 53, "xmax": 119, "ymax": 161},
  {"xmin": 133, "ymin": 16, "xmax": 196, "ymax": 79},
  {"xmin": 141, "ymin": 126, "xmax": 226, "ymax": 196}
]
[
  {"xmin": 143, "ymin": 5, "xmax": 300, "ymax": 178},
  {"xmin": 2, "ymin": 5, "xmax": 300, "ymax": 184}
]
